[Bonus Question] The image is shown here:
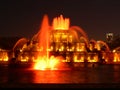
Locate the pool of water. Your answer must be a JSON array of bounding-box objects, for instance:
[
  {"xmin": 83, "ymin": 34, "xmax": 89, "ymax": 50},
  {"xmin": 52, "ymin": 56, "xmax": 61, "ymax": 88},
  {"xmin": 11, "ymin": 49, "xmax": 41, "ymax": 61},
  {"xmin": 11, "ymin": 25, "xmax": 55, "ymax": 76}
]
[{"xmin": 0, "ymin": 64, "xmax": 120, "ymax": 88}]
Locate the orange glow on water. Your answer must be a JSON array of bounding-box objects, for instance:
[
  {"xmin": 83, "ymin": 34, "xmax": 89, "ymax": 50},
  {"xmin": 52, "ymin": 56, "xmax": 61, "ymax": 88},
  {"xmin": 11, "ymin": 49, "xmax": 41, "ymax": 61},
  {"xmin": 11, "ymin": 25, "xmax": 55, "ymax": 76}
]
[{"xmin": 53, "ymin": 15, "xmax": 70, "ymax": 30}]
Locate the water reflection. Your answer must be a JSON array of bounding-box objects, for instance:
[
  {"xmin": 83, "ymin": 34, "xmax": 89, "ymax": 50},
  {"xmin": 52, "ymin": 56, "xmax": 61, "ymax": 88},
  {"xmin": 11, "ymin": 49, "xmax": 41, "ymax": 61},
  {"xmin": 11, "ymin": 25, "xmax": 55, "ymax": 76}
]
[
  {"xmin": 33, "ymin": 70, "xmax": 71, "ymax": 83},
  {"xmin": 0, "ymin": 65, "xmax": 120, "ymax": 84}
]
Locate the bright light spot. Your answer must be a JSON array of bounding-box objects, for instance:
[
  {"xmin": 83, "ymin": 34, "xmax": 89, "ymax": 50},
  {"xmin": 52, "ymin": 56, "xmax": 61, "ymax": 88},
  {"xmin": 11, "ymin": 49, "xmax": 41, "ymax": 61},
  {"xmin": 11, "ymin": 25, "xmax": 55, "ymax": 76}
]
[{"xmin": 33, "ymin": 56, "xmax": 63, "ymax": 70}]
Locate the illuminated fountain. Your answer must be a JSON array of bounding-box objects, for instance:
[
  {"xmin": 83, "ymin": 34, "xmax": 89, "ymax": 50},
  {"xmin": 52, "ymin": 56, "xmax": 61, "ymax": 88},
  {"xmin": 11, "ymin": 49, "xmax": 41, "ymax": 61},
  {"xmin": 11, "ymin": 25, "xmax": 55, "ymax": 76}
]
[
  {"xmin": 112, "ymin": 47, "xmax": 120, "ymax": 63},
  {"xmin": 0, "ymin": 48, "xmax": 9, "ymax": 62},
  {"xmin": 3, "ymin": 14, "xmax": 120, "ymax": 69},
  {"xmin": 12, "ymin": 14, "xmax": 91, "ymax": 69},
  {"xmin": 0, "ymin": 48, "xmax": 9, "ymax": 66}
]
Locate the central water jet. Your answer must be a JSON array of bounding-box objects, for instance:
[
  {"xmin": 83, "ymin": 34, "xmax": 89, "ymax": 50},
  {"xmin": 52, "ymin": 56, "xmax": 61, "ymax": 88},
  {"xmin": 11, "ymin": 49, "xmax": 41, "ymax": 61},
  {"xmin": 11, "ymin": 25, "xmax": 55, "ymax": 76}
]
[{"xmin": 33, "ymin": 14, "xmax": 71, "ymax": 70}]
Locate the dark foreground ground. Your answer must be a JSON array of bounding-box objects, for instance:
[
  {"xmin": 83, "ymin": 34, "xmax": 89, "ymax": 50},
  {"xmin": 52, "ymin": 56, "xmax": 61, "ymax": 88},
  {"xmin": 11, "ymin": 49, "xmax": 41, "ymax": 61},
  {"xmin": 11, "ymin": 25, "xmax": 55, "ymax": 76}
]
[{"xmin": 1, "ymin": 83, "xmax": 120, "ymax": 89}]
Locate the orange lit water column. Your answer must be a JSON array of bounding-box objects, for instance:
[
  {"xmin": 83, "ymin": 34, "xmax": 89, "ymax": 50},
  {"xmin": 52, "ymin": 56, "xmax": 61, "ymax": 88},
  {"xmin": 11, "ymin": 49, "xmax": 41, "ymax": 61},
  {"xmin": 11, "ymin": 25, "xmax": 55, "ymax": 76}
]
[{"xmin": 34, "ymin": 15, "xmax": 70, "ymax": 70}]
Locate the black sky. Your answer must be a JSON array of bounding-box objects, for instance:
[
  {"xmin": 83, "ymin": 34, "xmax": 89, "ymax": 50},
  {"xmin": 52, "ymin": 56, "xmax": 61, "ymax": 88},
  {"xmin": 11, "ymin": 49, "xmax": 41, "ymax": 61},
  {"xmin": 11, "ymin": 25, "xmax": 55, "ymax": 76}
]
[{"xmin": 0, "ymin": 0, "xmax": 120, "ymax": 40}]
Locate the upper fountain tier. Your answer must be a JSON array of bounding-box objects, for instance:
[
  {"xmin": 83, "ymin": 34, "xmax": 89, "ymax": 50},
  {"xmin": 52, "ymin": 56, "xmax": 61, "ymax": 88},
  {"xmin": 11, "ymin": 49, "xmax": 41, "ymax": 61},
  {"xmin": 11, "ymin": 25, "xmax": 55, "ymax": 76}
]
[{"xmin": 52, "ymin": 14, "xmax": 70, "ymax": 30}]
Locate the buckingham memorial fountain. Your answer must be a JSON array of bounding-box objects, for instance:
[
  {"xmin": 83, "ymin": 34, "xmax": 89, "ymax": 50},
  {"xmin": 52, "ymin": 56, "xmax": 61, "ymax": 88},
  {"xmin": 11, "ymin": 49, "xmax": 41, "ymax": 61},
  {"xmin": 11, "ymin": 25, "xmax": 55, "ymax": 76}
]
[{"xmin": 0, "ymin": 14, "xmax": 120, "ymax": 70}]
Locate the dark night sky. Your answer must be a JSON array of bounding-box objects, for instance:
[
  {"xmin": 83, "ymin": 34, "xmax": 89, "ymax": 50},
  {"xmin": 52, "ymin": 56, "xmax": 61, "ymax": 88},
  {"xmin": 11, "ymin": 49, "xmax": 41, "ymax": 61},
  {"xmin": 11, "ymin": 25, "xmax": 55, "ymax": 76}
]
[{"xmin": 0, "ymin": 0, "xmax": 120, "ymax": 41}]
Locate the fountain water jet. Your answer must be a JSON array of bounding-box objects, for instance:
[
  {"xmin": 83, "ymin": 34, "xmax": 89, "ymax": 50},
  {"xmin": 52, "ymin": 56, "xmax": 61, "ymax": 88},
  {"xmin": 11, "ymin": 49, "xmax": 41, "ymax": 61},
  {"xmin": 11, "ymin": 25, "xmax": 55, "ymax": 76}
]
[
  {"xmin": 33, "ymin": 15, "xmax": 53, "ymax": 70},
  {"xmin": 33, "ymin": 15, "xmax": 71, "ymax": 70},
  {"xmin": 97, "ymin": 40, "xmax": 110, "ymax": 52},
  {"xmin": 13, "ymin": 37, "xmax": 29, "ymax": 52}
]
